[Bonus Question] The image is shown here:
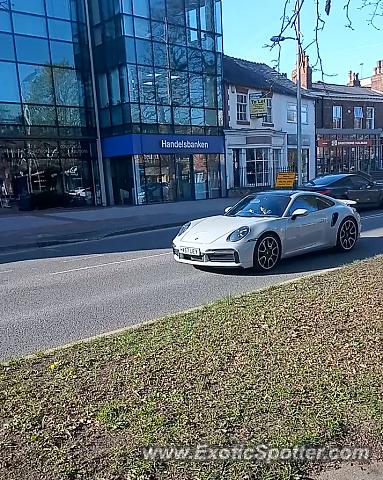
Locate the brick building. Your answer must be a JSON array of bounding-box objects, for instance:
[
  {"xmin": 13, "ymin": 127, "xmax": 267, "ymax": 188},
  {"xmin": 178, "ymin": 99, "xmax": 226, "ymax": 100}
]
[{"xmin": 293, "ymin": 57, "xmax": 383, "ymax": 179}]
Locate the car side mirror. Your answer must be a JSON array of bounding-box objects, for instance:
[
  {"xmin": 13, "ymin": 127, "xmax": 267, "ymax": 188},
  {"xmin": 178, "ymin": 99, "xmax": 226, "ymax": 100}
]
[
  {"xmin": 224, "ymin": 207, "xmax": 232, "ymax": 214},
  {"xmin": 291, "ymin": 208, "xmax": 309, "ymax": 220}
]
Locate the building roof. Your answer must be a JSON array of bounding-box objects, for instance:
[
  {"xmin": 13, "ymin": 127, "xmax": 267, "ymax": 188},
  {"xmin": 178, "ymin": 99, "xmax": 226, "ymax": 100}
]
[
  {"xmin": 223, "ymin": 55, "xmax": 314, "ymax": 99},
  {"xmin": 311, "ymin": 82, "xmax": 383, "ymax": 99}
]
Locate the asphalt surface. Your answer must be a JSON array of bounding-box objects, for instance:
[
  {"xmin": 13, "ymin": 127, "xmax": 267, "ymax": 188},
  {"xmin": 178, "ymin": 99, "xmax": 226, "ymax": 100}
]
[{"xmin": 1, "ymin": 210, "xmax": 383, "ymax": 361}]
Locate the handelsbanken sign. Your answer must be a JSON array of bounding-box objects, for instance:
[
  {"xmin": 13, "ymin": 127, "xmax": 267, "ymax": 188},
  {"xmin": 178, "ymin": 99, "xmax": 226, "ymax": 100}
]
[
  {"xmin": 102, "ymin": 134, "xmax": 224, "ymax": 157},
  {"xmin": 160, "ymin": 139, "xmax": 209, "ymax": 149}
]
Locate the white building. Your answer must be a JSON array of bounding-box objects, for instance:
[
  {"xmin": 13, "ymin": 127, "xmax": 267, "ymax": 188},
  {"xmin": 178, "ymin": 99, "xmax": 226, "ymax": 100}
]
[{"xmin": 223, "ymin": 56, "xmax": 316, "ymax": 192}]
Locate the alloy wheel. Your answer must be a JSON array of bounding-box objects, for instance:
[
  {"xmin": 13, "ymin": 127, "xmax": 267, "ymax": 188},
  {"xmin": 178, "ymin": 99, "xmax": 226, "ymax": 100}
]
[
  {"xmin": 339, "ymin": 219, "xmax": 357, "ymax": 251},
  {"xmin": 257, "ymin": 236, "xmax": 280, "ymax": 270}
]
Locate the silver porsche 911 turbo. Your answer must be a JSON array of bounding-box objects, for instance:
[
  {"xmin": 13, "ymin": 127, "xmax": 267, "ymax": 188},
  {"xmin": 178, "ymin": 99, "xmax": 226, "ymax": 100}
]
[{"xmin": 172, "ymin": 190, "xmax": 361, "ymax": 272}]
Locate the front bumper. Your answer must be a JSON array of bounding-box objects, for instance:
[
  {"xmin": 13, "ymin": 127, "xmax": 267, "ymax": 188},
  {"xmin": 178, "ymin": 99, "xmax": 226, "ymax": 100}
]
[{"xmin": 172, "ymin": 242, "xmax": 254, "ymax": 268}]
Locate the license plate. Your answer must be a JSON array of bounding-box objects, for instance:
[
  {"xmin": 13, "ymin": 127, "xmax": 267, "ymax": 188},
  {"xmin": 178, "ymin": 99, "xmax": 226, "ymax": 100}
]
[{"xmin": 179, "ymin": 246, "xmax": 201, "ymax": 256}]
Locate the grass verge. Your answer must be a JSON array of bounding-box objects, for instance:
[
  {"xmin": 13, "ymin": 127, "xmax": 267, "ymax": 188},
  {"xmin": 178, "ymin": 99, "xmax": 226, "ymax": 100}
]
[{"xmin": 1, "ymin": 257, "xmax": 383, "ymax": 480}]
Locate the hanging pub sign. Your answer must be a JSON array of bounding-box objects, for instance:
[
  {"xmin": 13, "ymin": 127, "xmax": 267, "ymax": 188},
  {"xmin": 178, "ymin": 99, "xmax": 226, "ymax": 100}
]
[{"xmin": 249, "ymin": 93, "xmax": 269, "ymax": 118}]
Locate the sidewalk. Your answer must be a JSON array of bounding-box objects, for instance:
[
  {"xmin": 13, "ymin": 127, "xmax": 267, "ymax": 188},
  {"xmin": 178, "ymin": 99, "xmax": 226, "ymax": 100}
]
[{"xmin": 0, "ymin": 197, "xmax": 237, "ymax": 253}]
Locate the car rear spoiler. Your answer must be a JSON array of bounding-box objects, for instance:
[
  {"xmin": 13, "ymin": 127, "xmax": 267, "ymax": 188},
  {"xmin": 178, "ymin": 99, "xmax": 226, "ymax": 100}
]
[{"xmin": 339, "ymin": 199, "xmax": 357, "ymax": 206}]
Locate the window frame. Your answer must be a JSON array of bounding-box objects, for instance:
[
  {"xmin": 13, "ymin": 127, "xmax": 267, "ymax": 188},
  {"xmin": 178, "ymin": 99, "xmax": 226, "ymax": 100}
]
[
  {"xmin": 354, "ymin": 106, "xmax": 363, "ymax": 129},
  {"xmin": 332, "ymin": 105, "xmax": 342, "ymax": 129},
  {"xmin": 366, "ymin": 106, "xmax": 375, "ymax": 129},
  {"xmin": 236, "ymin": 92, "xmax": 248, "ymax": 122}
]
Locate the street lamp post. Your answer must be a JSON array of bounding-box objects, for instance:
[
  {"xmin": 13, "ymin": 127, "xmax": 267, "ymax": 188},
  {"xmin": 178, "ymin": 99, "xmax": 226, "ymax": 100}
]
[
  {"xmin": 271, "ymin": 0, "xmax": 303, "ymax": 187},
  {"xmin": 295, "ymin": 2, "xmax": 303, "ymax": 187}
]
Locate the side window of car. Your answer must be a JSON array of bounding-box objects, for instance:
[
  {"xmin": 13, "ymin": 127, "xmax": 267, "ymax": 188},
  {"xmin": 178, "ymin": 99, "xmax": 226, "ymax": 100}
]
[
  {"xmin": 351, "ymin": 176, "xmax": 370, "ymax": 189},
  {"xmin": 335, "ymin": 178, "xmax": 353, "ymax": 188},
  {"xmin": 316, "ymin": 197, "xmax": 335, "ymax": 210},
  {"xmin": 288, "ymin": 195, "xmax": 319, "ymax": 216}
]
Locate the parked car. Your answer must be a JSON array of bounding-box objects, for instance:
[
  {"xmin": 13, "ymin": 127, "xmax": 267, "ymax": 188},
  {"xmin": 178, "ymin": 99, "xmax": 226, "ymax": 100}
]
[
  {"xmin": 173, "ymin": 190, "xmax": 361, "ymax": 272},
  {"xmin": 302, "ymin": 173, "xmax": 383, "ymax": 208}
]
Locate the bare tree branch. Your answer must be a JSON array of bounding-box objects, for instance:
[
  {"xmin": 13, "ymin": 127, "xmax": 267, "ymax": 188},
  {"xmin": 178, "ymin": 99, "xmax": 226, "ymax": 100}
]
[{"xmin": 267, "ymin": 0, "xmax": 383, "ymax": 80}]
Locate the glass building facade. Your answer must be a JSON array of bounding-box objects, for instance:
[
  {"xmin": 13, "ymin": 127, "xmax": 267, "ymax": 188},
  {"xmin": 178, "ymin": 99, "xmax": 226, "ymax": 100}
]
[
  {"xmin": 89, "ymin": 0, "xmax": 225, "ymax": 205},
  {"xmin": 0, "ymin": 0, "xmax": 224, "ymax": 210},
  {"xmin": 0, "ymin": 0, "xmax": 102, "ymax": 210}
]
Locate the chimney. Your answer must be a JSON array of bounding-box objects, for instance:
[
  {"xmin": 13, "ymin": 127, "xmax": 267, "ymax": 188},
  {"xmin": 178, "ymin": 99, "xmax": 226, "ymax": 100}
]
[
  {"xmin": 347, "ymin": 71, "xmax": 361, "ymax": 87},
  {"xmin": 371, "ymin": 60, "xmax": 383, "ymax": 92},
  {"xmin": 292, "ymin": 53, "xmax": 312, "ymax": 89}
]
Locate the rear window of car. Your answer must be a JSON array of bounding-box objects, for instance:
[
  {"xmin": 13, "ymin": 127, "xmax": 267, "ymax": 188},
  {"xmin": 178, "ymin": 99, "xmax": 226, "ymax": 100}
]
[{"xmin": 305, "ymin": 176, "xmax": 341, "ymax": 186}]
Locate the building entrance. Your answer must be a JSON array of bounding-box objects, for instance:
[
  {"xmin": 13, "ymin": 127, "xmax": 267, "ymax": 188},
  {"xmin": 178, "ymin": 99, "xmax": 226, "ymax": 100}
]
[{"xmin": 110, "ymin": 156, "xmax": 135, "ymax": 205}]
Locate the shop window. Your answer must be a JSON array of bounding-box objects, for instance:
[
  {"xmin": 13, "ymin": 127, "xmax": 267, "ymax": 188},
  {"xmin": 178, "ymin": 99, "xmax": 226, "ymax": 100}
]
[
  {"xmin": 245, "ymin": 148, "xmax": 270, "ymax": 187},
  {"xmin": 207, "ymin": 154, "xmax": 221, "ymax": 198}
]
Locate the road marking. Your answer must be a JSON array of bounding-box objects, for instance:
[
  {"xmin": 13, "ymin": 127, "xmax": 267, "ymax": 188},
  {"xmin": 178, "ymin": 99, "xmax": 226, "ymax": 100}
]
[
  {"xmin": 50, "ymin": 252, "xmax": 172, "ymax": 275},
  {"xmin": 0, "ymin": 270, "xmax": 13, "ymax": 274}
]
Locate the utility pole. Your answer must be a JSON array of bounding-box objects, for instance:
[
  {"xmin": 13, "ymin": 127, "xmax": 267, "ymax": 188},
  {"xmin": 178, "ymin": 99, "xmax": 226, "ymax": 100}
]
[{"xmin": 295, "ymin": 0, "xmax": 303, "ymax": 187}]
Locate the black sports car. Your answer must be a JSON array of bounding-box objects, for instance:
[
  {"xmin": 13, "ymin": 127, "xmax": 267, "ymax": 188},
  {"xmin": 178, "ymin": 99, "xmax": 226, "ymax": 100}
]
[{"xmin": 302, "ymin": 173, "xmax": 383, "ymax": 208}]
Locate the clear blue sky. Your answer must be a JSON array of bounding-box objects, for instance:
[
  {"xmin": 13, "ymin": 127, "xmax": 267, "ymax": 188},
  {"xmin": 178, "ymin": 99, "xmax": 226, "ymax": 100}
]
[{"xmin": 222, "ymin": 0, "xmax": 383, "ymax": 83}]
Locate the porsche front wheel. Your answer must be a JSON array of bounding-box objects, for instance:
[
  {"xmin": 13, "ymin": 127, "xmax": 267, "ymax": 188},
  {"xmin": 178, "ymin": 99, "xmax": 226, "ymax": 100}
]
[
  {"xmin": 253, "ymin": 234, "xmax": 281, "ymax": 272},
  {"xmin": 337, "ymin": 218, "xmax": 358, "ymax": 252}
]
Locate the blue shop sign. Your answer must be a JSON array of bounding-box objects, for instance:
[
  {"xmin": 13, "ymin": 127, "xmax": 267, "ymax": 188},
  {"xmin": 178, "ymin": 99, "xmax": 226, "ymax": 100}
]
[{"xmin": 102, "ymin": 134, "xmax": 225, "ymax": 157}]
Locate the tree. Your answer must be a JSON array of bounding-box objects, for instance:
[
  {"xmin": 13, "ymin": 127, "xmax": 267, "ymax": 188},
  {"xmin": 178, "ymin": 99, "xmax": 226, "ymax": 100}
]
[{"xmin": 270, "ymin": 0, "xmax": 383, "ymax": 77}]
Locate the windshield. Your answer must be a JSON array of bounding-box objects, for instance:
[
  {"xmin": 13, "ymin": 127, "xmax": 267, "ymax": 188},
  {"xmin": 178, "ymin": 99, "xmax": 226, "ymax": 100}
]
[{"xmin": 226, "ymin": 194, "xmax": 291, "ymax": 218}]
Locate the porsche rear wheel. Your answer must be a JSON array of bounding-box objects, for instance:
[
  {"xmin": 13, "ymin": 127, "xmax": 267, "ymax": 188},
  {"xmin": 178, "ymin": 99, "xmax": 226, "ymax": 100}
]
[
  {"xmin": 253, "ymin": 234, "xmax": 281, "ymax": 272},
  {"xmin": 337, "ymin": 217, "xmax": 358, "ymax": 252}
]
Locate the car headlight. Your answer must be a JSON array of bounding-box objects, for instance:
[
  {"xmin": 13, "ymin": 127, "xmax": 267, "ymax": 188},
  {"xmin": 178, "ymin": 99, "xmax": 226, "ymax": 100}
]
[
  {"xmin": 177, "ymin": 221, "xmax": 191, "ymax": 237},
  {"xmin": 227, "ymin": 226, "xmax": 250, "ymax": 242}
]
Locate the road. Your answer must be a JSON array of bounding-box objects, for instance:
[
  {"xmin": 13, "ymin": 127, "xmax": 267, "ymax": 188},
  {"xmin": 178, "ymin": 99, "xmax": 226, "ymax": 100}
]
[{"xmin": 1, "ymin": 210, "xmax": 383, "ymax": 361}]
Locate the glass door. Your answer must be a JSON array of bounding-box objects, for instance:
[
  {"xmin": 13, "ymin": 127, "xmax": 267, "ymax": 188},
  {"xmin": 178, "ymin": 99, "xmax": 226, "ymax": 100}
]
[
  {"xmin": 175, "ymin": 155, "xmax": 194, "ymax": 201},
  {"xmin": 193, "ymin": 154, "xmax": 208, "ymax": 200}
]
